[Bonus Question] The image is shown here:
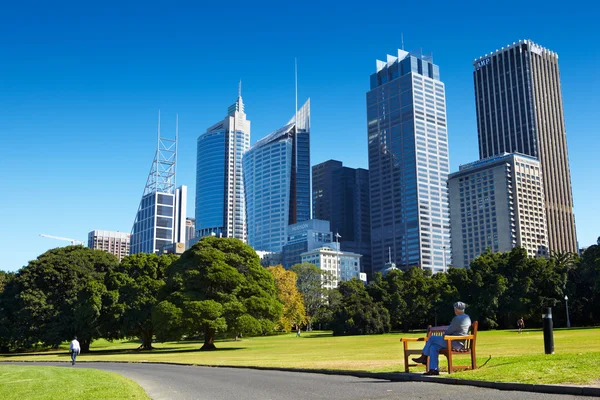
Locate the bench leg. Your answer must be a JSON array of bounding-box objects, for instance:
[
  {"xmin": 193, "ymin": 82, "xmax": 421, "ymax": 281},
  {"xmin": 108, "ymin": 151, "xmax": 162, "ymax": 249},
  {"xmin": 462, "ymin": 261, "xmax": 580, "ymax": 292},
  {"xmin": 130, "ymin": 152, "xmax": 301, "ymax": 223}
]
[{"xmin": 447, "ymin": 354, "xmax": 453, "ymax": 374}]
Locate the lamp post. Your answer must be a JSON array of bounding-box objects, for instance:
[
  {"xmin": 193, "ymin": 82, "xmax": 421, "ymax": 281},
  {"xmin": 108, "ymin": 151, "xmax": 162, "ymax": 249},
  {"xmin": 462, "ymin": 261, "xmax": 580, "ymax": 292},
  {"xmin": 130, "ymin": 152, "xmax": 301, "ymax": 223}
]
[{"xmin": 564, "ymin": 295, "xmax": 571, "ymax": 329}]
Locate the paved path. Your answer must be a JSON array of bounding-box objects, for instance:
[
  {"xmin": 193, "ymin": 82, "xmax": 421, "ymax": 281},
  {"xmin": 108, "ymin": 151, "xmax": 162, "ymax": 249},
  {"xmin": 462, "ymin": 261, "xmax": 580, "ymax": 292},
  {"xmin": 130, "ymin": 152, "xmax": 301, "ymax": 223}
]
[{"xmin": 8, "ymin": 362, "xmax": 590, "ymax": 400}]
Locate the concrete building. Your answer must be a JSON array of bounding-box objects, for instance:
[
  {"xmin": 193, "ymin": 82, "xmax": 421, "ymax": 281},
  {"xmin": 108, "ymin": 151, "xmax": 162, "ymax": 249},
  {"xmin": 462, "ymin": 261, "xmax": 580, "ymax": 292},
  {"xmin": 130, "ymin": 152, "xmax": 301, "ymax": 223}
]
[
  {"xmin": 367, "ymin": 49, "xmax": 451, "ymax": 273},
  {"xmin": 87, "ymin": 230, "xmax": 130, "ymax": 261},
  {"xmin": 473, "ymin": 40, "xmax": 577, "ymax": 253},
  {"xmin": 448, "ymin": 153, "xmax": 548, "ymax": 268},
  {"xmin": 185, "ymin": 218, "xmax": 195, "ymax": 243},
  {"xmin": 300, "ymin": 245, "xmax": 363, "ymax": 290},
  {"xmin": 312, "ymin": 160, "xmax": 371, "ymax": 275},
  {"xmin": 281, "ymin": 219, "xmax": 334, "ymax": 269},
  {"xmin": 244, "ymin": 100, "xmax": 311, "ymax": 252},
  {"xmin": 196, "ymin": 92, "xmax": 250, "ymax": 241}
]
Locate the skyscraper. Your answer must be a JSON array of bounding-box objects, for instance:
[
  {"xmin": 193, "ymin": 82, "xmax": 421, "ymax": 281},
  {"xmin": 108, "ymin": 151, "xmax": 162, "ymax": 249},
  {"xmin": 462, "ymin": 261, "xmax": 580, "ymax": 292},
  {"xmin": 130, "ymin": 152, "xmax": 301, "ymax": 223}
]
[
  {"xmin": 243, "ymin": 100, "xmax": 310, "ymax": 252},
  {"xmin": 195, "ymin": 92, "xmax": 250, "ymax": 241},
  {"xmin": 130, "ymin": 115, "xmax": 187, "ymax": 254},
  {"xmin": 473, "ymin": 40, "xmax": 577, "ymax": 253},
  {"xmin": 367, "ymin": 50, "xmax": 451, "ymax": 273},
  {"xmin": 448, "ymin": 153, "xmax": 548, "ymax": 267},
  {"xmin": 312, "ymin": 160, "xmax": 371, "ymax": 274},
  {"xmin": 88, "ymin": 230, "xmax": 130, "ymax": 261}
]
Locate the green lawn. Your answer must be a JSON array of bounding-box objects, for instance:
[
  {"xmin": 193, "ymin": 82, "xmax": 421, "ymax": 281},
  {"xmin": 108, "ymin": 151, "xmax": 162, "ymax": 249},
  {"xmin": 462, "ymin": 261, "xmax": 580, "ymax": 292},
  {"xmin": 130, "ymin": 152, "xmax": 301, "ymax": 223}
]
[
  {"xmin": 2, "ymin": 328, "xmax": 599, "ymax": 386},
  {"xmin": 0, "ymin": 365, "xmax": 150, "ymax": 400}
]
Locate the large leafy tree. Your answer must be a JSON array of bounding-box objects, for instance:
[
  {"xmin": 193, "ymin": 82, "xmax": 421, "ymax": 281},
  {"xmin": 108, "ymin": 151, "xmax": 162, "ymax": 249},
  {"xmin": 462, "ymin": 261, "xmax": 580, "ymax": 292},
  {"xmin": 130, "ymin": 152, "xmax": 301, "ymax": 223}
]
[
  {"xmin": 330, "ymin": 278, "xmax": 390, "ymax": 335},
  {"xmin": 104, "ymin": 253, "xmax": 178, "ymax": 350},
  {"xmin": 0, "ymin": 271, "xmax": 16, "ymax": 352},
  {"xmin": 11, "ymin": 246, "xmax": 118, "ymax": 352},
  {"xmin": 153, "ymin": 237, "xmax": 282, "ymax": 350},
  {"xmin": 290, "ymin": 263, "xmax": 327, "ymax": 330},
  {"xmin": 267, "ymin": 266, "xmax": 306, "ymax": 332}
]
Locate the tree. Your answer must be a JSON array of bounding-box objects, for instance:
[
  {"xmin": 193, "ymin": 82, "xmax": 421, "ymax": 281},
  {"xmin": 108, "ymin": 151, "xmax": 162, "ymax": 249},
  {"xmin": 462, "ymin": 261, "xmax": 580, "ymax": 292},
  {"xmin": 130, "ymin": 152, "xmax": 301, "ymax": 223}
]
[
  {"xmin": 11, "ymin": 246, "xmax": 118, "ymax": 352},
  {"xmin": 153, "ymin": 237, "xmax": 282, "ymax": 350},
  {"xmin": 267, "ymin": 266, "xmax": 306, "ymax": 332},
  {"xmin": 290, "ymin": 263, "xmax": 327, "ymax": 330},
  {"xmin": 104, "ymin": 253, "xmax": 178, "ymax": 350},
  {"xmin": 330, "ymin": 278, "xmax": 390, "ymax": 335},
  {"xmin": 0, "ymin": 271, "xmax": 16, "ymax": 352}
]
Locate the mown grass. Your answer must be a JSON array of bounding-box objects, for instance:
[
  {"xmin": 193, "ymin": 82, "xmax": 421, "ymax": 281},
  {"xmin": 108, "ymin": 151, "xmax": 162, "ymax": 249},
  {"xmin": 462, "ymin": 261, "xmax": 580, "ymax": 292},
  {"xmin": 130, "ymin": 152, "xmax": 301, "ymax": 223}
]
[
  {"xmin": 2, "ymin": 328, "xmax": 599, "ymax": 386},
  {"xmin": 0, "ymin": 365, "xmax": 150, "ymax": 400}
]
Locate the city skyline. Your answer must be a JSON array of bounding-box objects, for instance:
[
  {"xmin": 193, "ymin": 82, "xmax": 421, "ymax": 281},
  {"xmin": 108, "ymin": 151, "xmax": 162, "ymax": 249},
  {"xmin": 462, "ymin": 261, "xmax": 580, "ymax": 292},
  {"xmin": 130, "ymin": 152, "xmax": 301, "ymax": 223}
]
[{"xmin": 2, "ymin": 2, "xmax": 598, "ymax": 271}]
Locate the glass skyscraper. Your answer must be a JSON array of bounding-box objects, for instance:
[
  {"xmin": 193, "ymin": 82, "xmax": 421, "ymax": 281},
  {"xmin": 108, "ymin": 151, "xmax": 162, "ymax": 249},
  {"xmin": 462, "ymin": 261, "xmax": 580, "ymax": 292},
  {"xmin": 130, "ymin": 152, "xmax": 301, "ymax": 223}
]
[
  {"xmin": 473, "ymin": 40, "xmax": 577, "ymax": 253},
  {"xmin": 367, "ymin": 50, "xmax": 451, "ymax": 273},
  {"xmin": 243, "ymin": 100, "xmax": 310, "ymax": 252},
  {"xmin": 195, "ymin": 94, "xmax": 250, "ymax": 241}
]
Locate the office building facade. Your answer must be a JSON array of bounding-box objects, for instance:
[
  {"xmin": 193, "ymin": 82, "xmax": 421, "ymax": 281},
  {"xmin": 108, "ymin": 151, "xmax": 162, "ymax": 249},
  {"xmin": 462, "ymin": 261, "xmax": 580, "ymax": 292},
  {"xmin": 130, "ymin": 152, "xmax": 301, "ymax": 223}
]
[
  {"xmin": 367, "ymin": 50, "xmax": 451, "ymax": 273},
  {"xmin": 185, "ymin": 218, "xmax": 195, "ymax": 243},
  {"xmin": 473, "ymin": 40, "xmax": 577, "ymax": 253},
  {"xmin": 88, "ymin": 230, "xmax": 130, "ymax": 261},
  {"xmin": 281, "ymin": 219, "xmax": 334, "ymax": 269},
  {"xmin": 312, "ymin": 160, "xmax": 371, "ymax": 274},
  {"xmin": 196, "ymin": 94, "xmax": 250, "ymax": 241},
  {"xmin": 300, "ymin": 246, "xmax": 363, "ymax": 290},
  {"xmin": 243, "ymin": 100, "xmax": 310, "ymax": 252},
  {"xmin": 448, "ymin": 153, "xmax": 548, "ymax": 267}
]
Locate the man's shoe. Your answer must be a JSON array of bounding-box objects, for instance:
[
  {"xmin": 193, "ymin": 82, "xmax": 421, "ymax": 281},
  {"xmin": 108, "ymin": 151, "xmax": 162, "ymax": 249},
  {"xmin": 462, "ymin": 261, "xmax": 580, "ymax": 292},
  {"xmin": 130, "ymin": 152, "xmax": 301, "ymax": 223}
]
[
  {"xmin": 71, "ymin": 361, "xmax": 75, "ymax": 365},
  {"xmin": 411, "ymin": 355, "xmax": 427, "ymax": 364},
  {"xmin": 424, "ymin": 369, "xmax": 439, "ymax": 376}
]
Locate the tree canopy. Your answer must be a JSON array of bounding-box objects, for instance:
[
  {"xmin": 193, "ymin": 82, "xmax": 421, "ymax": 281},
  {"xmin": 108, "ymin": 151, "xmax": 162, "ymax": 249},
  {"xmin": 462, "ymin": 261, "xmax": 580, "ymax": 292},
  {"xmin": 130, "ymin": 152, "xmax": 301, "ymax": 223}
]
[
  {"xmin": 267, "ymin": 266, "xmax": 306, "ymax": 332},
  {"xmin": 153, "ymin": 237, "xmax": 282, "ymax": 350},
  {"xmin": 290, "ymin": 262, "xmax": 327, "ymax": 330}
]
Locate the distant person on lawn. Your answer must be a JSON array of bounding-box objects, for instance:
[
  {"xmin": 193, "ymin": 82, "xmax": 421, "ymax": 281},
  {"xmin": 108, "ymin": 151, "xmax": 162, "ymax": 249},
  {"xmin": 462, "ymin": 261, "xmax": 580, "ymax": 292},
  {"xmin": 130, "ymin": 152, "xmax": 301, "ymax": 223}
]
[
  {"xmin": 70, "ymin": 336, "xmax": 80, "ymax": 365},
  {"xmin": 517, "ymin": 317, "xmax": 525, "ymax": 334},
  {"xmin": 411, "ymin": 302, "xmax": 472, "ymax": 375}
]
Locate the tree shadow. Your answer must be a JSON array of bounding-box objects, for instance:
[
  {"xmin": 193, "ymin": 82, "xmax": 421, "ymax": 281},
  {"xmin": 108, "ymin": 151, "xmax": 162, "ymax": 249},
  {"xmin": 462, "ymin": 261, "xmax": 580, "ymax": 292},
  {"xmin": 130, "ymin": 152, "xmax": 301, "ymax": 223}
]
[
  {"xmin": 1, "ymin": 346, "xmax": 245, "ymax": 358},
  {"xmin": 299, "ymin": 332, "xmax": 334, "ymax": 339}
]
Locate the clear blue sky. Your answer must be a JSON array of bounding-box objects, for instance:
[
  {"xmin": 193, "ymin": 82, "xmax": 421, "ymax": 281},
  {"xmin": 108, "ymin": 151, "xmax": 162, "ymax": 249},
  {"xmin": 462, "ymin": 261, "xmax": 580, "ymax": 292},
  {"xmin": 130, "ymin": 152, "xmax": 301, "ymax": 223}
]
[{"xmin": 2, "ymin": 1, "xmax": 598, "ymax": 272}]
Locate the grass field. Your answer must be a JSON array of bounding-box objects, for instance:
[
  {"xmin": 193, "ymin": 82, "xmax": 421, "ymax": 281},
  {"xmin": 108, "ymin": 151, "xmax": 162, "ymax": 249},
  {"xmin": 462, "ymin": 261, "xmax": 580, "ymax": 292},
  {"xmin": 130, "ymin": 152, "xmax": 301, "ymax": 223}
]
[
  {"xmin": 1, "ymin": 328, "xmax": 599, "ymax": 386},
  {"xmin": 0, "ymin": 365, "xmax": 150, "ymax": 400}
]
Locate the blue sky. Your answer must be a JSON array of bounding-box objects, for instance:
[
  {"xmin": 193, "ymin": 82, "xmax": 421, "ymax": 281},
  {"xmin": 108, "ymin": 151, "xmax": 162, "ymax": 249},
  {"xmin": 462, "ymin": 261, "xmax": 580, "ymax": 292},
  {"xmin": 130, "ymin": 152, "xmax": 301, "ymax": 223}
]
[{"xmin": 1, "ymin": 1, "xmax": 598, "ymax": 272}]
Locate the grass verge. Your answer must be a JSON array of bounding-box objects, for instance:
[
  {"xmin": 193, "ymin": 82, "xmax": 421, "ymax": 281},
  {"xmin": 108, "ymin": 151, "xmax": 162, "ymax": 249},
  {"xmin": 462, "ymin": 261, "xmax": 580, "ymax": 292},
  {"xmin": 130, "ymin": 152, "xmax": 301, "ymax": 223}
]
[
  {"xmin": 0, "ymin": 365, "xmax": 150, "ymax": 400},
  {"xmin": 1, "ymin": 328, "xmax": 598, "ymax": 386}
]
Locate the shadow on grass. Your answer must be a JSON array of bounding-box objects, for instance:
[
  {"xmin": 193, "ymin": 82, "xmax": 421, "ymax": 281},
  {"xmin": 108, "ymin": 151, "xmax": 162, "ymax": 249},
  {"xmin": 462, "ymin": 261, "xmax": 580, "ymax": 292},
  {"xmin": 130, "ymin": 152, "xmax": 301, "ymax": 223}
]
[
  {"xmin": 299, "ymin": 333, "xmax": 333, "ymax": 339},
  {"xmin": 1, "ymin": 346, "xmax": 245, "ymax": 358}
]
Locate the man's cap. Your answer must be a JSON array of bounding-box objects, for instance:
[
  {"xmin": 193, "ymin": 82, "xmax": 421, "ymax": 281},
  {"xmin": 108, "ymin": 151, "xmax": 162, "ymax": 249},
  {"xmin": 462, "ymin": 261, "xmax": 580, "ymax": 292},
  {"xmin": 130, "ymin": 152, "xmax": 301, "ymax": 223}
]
[{"xmin": 453, "ymin": 302, "xmax": 466, "ymax": 310}]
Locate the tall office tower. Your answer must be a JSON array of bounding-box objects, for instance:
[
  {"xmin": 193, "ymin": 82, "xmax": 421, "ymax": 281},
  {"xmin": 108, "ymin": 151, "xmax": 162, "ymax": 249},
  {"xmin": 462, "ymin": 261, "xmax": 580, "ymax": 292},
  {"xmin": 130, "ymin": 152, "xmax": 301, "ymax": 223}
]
[
  {"xmin": 88, "ymin": 230, "xmax": 130, "ymax": 261},
  {"xmin": 312, "ymin": 160, "xmax": 371, "ymax": 274},
  {"xmin": 130, "ymin": 116, "xmax": 187, "ymax": 254},
  {"xmin": 196, "ymin": 92, "xmax": 250, "ymax": 240},
  {"xmin": 244, "ymin": 99, "xmax": 311, "ymax": 252},
  {"xmin": 185, "ymin": 218, "xmax": 196, "ymax": 242},
  {"xmin": 367, "ymin": 50, "xmax": 451, "ymax": 273},
  {"xmin": 448, "ymin": 153, "xmax": 548, "ymax": 267},
  {"xmin": 473, "ymin": 40, "xmax": 577, "ymax": 253}
]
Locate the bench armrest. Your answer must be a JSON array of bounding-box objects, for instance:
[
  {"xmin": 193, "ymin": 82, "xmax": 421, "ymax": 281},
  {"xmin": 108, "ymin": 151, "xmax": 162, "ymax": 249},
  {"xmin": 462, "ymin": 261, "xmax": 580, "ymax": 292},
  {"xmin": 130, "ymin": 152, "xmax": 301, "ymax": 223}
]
[
  {"xmin": 443, "ymin": 335, "xmax": 474, "ymax": 341},
  {"xmin": 400, "ymin": 337, "xmax": 428, "ymax": 342}
]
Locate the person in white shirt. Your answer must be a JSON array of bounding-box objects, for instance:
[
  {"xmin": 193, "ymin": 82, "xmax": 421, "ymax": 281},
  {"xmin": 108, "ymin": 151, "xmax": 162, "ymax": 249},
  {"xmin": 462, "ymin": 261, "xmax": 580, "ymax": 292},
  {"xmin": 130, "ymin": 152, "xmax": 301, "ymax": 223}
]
[{"xmin": 69, "ymin": 336, "xmax": 80, "ymax": 365}]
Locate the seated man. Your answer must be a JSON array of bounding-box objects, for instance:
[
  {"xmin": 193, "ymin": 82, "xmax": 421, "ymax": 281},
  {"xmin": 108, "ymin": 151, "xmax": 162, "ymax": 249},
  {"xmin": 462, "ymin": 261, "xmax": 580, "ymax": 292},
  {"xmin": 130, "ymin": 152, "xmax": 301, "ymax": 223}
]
[{"xmin": 412, "ymin": 301, "xmax": 471, "ymax": 375}]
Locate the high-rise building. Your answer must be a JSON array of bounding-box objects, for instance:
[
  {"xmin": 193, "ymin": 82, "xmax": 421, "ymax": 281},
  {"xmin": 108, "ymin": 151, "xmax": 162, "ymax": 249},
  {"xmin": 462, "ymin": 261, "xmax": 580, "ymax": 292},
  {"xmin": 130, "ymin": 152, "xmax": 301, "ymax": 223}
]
[
  {"xmin": 312, "ymin": 160, "xmax": 371, "ymax": 274},
  {"xmin": 131, "ymin": 115, "xmax": 187, "ymax": 254},
  {"xmin": 448, "ymin": 153, "xmax": 548, "ymax": 267},
  {"xmin": 281, "ymin": 219, "xmax": 334, "ymax": 269},
  {"xmin": 195, "ymin": 93, "xmax": 250, "ymax": 241},
  {"xmin": 300, "ymin": 245, "xmax": 364, "ymax": 290},
  {"xmin": 243, "ymin": 100, "xmax": 310, "ymax": 252},
  {"xmin": 88, "ymin": 230, "xmax": 130, "ymax": 261},
  {"xmin": 185, "ymin": 218, "xmax": 195, "ymax": 243},
  {"xmin": 367, "ymin": 49, "xmax": 451, "ymax": 273},
  {"xmin": 473, "ymin": 40, "xmax": 577, "ymax": 253}
]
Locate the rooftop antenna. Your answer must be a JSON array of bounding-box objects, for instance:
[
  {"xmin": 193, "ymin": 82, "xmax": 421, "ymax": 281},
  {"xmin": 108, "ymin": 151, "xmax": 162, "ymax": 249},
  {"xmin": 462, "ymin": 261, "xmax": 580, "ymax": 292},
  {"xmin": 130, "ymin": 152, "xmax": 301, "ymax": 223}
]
[
  {"xmin": 401, "ymin": 33, "xmax": 404, "ymax": 50},
  {"xmin": 388, "ymin": 247, "xmax": 392, "ymax": 263},
  {"xmin": 174, "ymin": 113, "xmax": 178, "ymax": 188},
  {"xmin": 294, "ymin": 57, "xmax": 298, "ymax": 125},
  {"xmin": 238, "ymin": 80, "xmax": 242, "ymax": 98}
]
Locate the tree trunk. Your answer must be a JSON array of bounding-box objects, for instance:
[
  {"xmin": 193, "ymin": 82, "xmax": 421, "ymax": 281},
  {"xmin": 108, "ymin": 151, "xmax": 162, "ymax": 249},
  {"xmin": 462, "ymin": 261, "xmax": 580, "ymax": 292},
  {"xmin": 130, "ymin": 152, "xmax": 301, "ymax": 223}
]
[
  {"xmin": 201, "ymin": 327, "xmax": 217, "ymax": 351},
  {"xmin": 80, "ymin": 339, "xmax": 91, "ymax": 353},
  {"xmin": 140, "ymin": 329, "xmax": 154, "ymax": 350}
]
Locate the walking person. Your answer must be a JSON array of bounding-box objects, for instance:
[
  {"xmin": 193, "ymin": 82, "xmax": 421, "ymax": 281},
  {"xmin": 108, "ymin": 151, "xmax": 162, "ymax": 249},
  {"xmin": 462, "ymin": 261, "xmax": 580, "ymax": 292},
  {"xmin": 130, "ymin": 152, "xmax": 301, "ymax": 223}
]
[
  {"xmin": 70, "ymin": 336, "xmax": 80, "ymax": 365},
  {"xmin": 517, "ymin": 317, "xmax": 525, "ymax": 334},
  {"xmin": 411, "ymin": 302, "xmax": 472, "ymax": 375}
]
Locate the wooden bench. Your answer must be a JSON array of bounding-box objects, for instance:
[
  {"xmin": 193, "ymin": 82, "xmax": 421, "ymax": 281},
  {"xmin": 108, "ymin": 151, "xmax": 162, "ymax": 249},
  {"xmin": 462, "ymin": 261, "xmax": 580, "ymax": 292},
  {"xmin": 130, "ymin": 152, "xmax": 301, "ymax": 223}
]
[{"xmin": 400, "ymin": 321, "xmax": 478, "ymax": 374}]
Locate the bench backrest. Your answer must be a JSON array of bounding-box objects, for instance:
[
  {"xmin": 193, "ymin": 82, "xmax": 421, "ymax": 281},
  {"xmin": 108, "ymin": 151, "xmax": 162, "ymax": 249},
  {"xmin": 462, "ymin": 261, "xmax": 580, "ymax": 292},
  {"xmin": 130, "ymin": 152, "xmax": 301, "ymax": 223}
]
[{"xmin": 426, "ymin": 321, "xmax": 479, "ymax": 350}]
